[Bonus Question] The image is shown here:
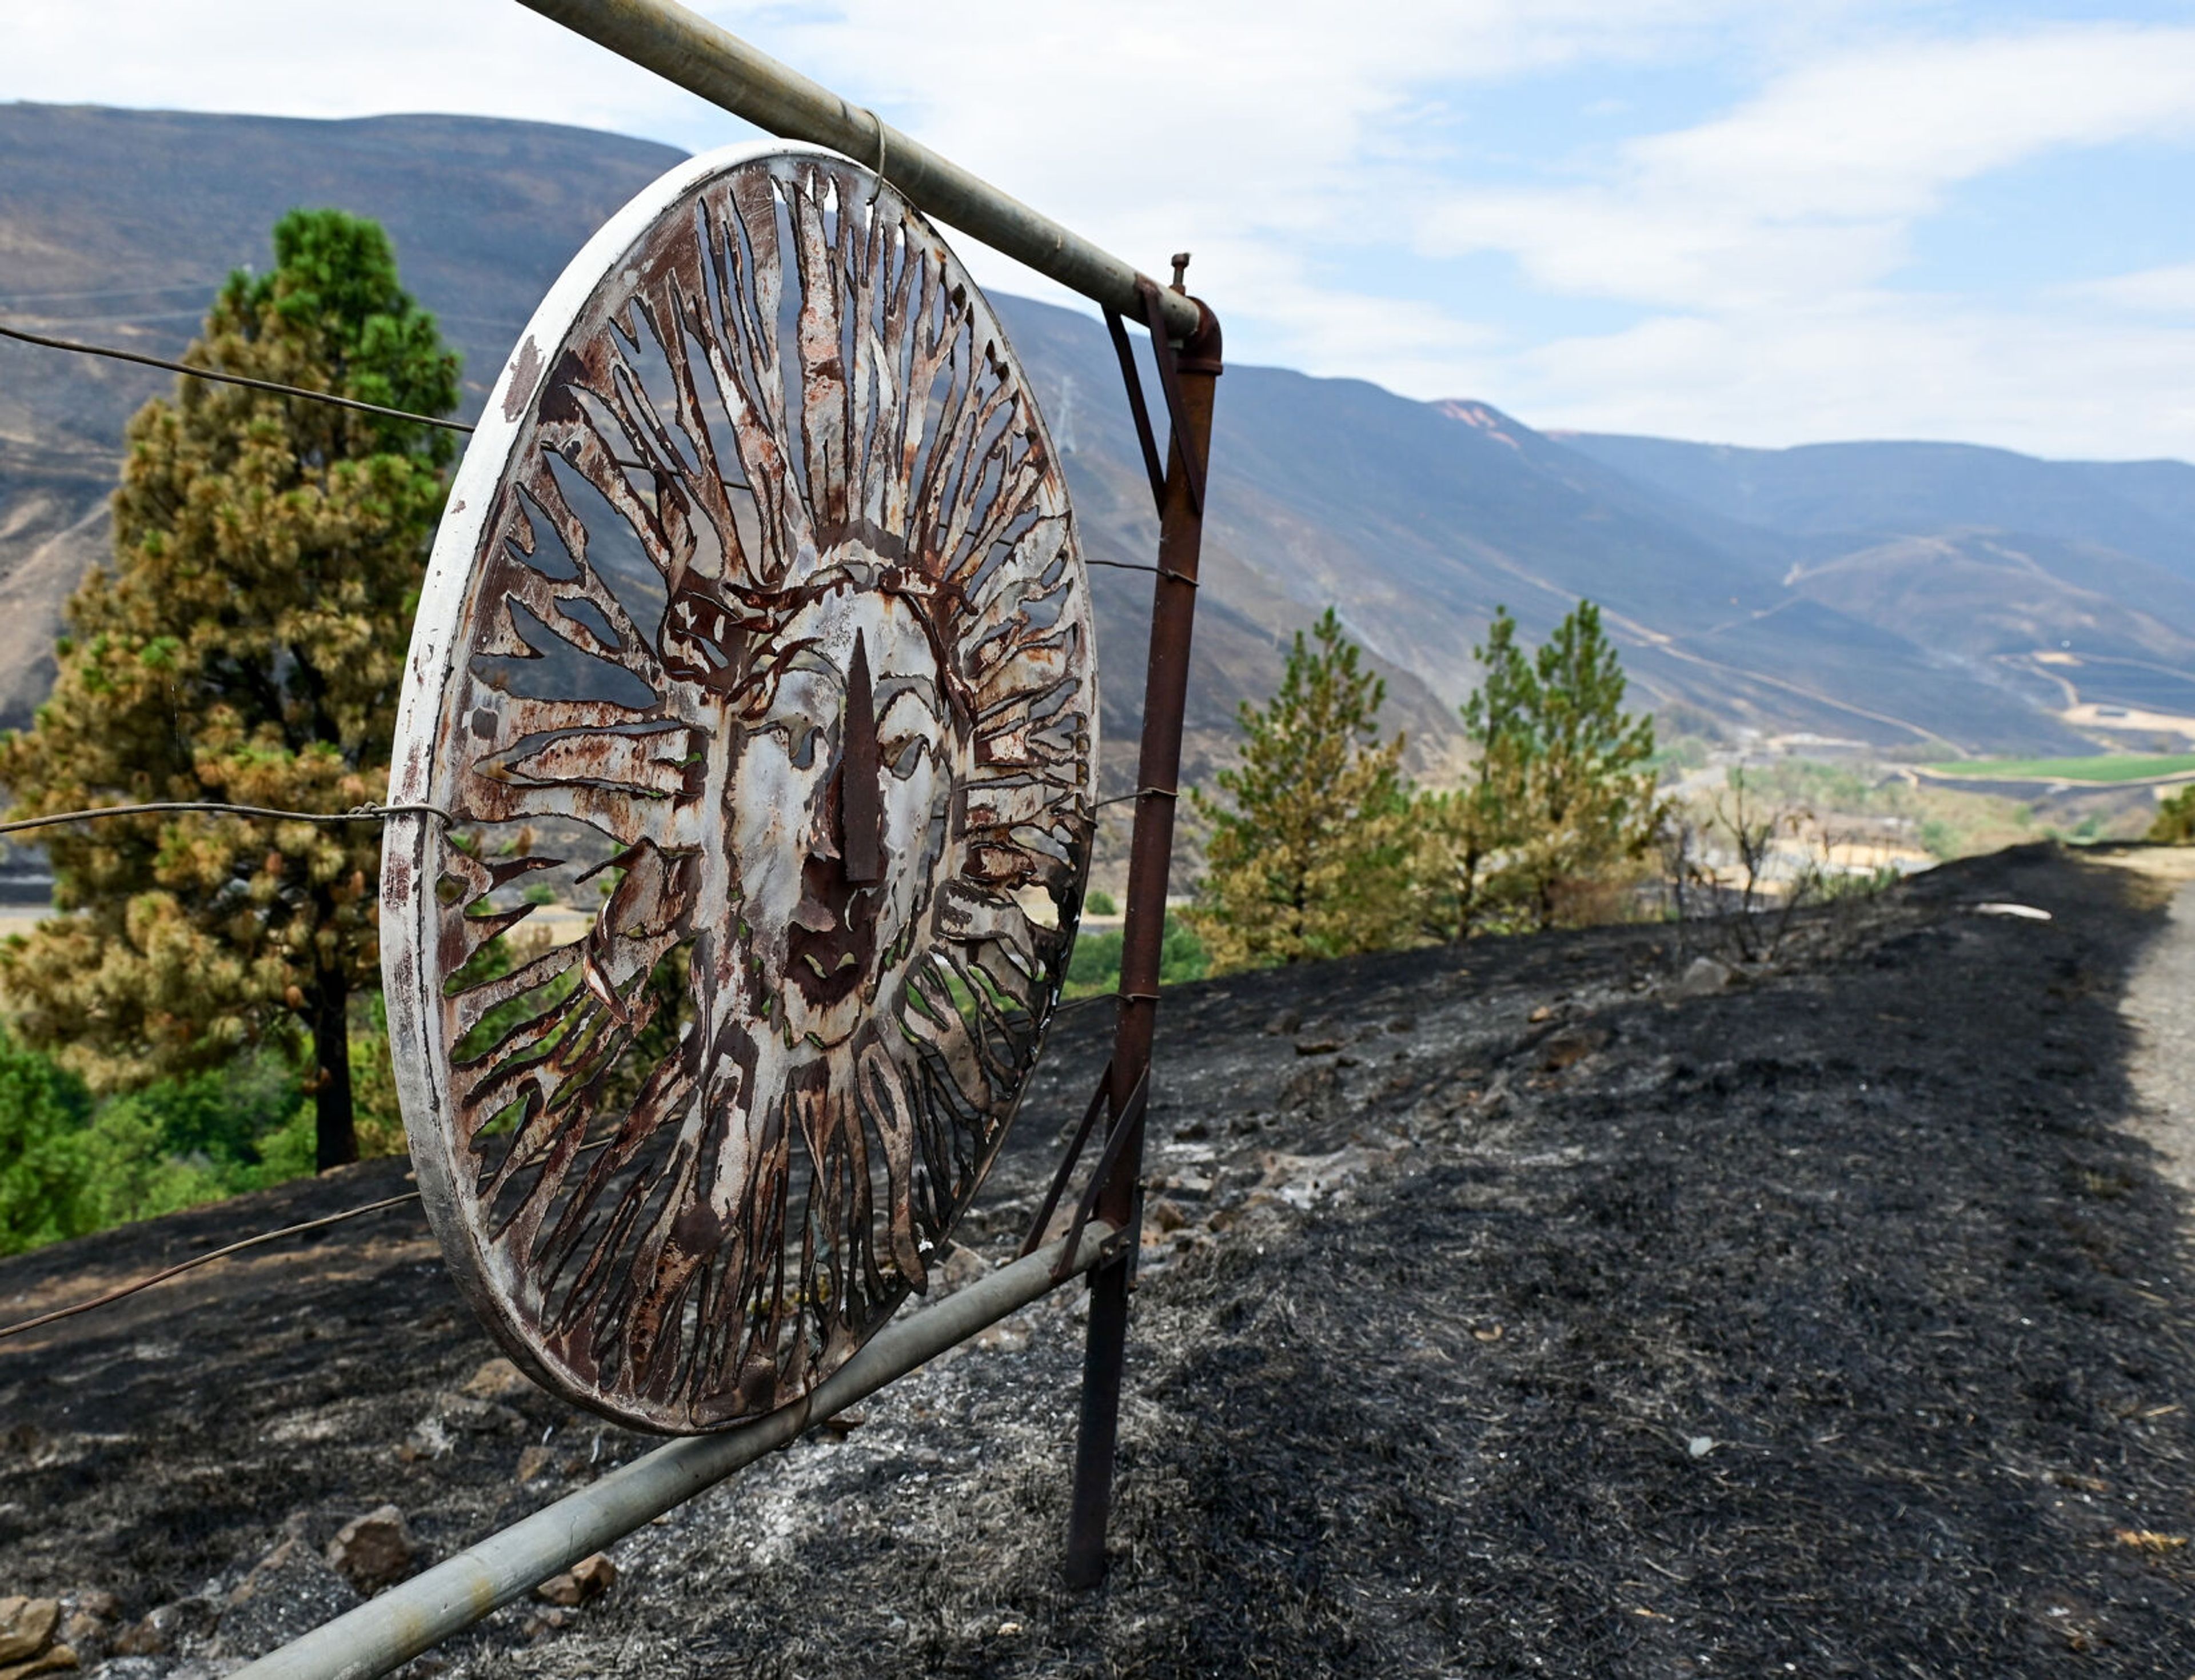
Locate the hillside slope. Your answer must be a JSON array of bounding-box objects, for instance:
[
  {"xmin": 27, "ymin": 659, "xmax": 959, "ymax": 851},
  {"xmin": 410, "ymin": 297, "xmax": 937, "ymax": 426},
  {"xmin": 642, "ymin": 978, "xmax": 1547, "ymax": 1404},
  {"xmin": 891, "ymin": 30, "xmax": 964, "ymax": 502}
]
[
  {"xmin": 3, "ymin": 105, "xmax": 2189, "ymax": 757},
  {"xmin": 2, "ymin": 847, "xmax": 2191, "ymax": 1675},
  {"xmin": 1561, "ymin": 430, "xmax": 2195, "ymax": 741}
]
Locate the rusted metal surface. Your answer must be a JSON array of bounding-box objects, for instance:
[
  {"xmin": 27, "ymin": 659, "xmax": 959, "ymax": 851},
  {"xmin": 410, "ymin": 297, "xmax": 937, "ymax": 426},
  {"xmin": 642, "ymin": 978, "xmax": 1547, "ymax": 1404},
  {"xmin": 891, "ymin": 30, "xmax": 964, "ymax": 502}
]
[
  {"xmin": 382, "ymin": 143, "xmax": 1096, "ymax": 1434},
  {"xmin": 1064, "ymin": 293, "xmax": 1222, "ymax": 1589}
]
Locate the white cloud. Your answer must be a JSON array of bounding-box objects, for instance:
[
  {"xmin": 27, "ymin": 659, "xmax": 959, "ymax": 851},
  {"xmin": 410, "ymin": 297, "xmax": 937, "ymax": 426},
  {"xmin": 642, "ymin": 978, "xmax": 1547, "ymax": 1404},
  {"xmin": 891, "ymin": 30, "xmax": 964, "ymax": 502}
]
[
  {"xmin": 704, "ymin": 1, "xmax": 1761, "ymax": 318},
  {"xmin": 1631, "ymin": 26, "xmax": 2195, "ymax": 221},
  {"xmin": 1407, "ymin": 23, "xmax": 2195, "ymax": 456},
  {"xmin": 1423, "ymin": 25, "xmax": 2195, "ymax": 308},
  {"xmin": 1506, "ymin": 294, "xmax": 2195, "ymax": 460},
  {"xmin": 5, "ymin": 0, "xmax": 777, "ymax": 139},
  {"xmin": 2064, "ymin": 263, "xmax": 2195, "ymax": 318}
]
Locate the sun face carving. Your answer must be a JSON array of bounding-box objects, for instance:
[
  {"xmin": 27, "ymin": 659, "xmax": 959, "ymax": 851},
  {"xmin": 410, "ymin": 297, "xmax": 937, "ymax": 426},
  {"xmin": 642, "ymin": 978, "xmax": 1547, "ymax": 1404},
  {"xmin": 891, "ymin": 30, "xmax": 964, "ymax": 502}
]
[{"xmin": 381, "ymin": 145, "xmax": 1096, "ymax": 1432}]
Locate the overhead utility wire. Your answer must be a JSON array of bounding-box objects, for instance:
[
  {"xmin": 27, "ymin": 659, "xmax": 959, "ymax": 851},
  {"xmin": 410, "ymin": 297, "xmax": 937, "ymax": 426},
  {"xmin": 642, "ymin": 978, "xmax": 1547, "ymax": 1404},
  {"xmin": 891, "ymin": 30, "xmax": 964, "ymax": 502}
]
[
  {"xmin": 0, "ymin": 322, "xmax": 473, "ymax": 435},
  {"xmin": 0, "ymin": 1191, "xmax": 424, "ymax": 1343},
  {"xmin": 0, "ymin": 801, "xmax": 450, "ymax": 839},
  {"xmin": 1, "ymin": 326, "xmax": 1191, "ymax": 585}
]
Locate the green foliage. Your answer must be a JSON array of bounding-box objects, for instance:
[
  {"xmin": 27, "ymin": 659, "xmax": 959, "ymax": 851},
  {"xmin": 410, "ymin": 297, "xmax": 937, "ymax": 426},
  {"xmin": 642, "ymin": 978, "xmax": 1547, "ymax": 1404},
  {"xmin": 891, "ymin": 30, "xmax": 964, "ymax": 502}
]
[
  {"xmin": 75, "ymin": 1095, "xmax": 232, "ymax": 1228},
  {"xmin": 1064, "ymin": 916, "xmax": 1211, "ymax": 999},
  {"xmin": 1737, "ymin": 757, "xmax": 1898, "ymax": 816},
  {"xmin": 1417, "ymin": 607, "xmax": 1534, "ymax": 940},
  {"xmin": 2150, "ymin": 785, "xmax": 2195, "ymax": 844},
  {"xmin": 0, "ymin": 208, "xmax": 458, "ymax": 1173},
  {"xmin": 1926, "ymin": 753, "xmax": 2195, "ymax": 784},
  {"xmin": 1187, "ymin": 600, "xmax": 1659, "ymax": 967},
  {"xmin": 347, "ymin": 989, "xmax": 406, "ymax": 1161},
  {"xmin": 1084, "ymin": 888, "xmax": 1119, "ymax": 917},
  {"xmin": 1420, "ymin": 602, "xmax": 1661, "ymax": 937},
  {"xmin": 1506, "ymin": 600, "xmax": 1661, "ymax": 927},
  {"xmin": 1187, "ymin": 609, "xmax": 1415, "ymax": 972},
  {"xmin": 0, "ymin": 1024, "xmax": 316, "ymax": 1254},
  {"xmin": 1647, "ymin": 734, "xmax": 1713, "ymax": 773},
  {"xmin": 0, "ymin": 1026, "xmax": 94, "ymax": 1254},
  {"xmin": 1918, "ymin": 817, "xmax": 1962, "ymax": 859}
]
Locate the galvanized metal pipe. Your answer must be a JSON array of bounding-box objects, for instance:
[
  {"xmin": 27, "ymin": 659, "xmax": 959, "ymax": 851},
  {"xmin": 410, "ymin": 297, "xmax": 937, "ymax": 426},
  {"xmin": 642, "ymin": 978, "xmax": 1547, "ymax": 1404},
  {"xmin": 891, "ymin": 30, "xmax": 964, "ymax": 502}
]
[
  {"xmin": 513, "ymin": 0, "xmax": 1203, "ymax": 341},
  {"xmin": 231, "ymin": 1220, "xmax": 1122, "ymax": 1680}
]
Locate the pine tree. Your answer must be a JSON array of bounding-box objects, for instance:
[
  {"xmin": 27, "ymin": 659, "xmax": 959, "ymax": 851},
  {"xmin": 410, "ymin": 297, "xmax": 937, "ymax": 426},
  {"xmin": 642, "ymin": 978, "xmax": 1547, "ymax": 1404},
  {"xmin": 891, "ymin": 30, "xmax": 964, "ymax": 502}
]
[
  {"xmin": 1508, "ymin": 600, "xmax": 1661, "ymax": 928},
  {"xmin": 1419, "ymin": 601, "xmax": 1661, "ymax": 936},
  {"xmin": 0, "ymin": 209, "xmax": 457, "ymax": 1171},
  {"xmin": 1417, "ymin": 606, "xmax": 1536, "ymax": 940},
  {"xmin": 1187, "ymin": 609, "xmax": 1415, "ymax": 971},
  {"xmin": 2150, "ymin": 784, "xmax": 2195, "ymax": 844}
]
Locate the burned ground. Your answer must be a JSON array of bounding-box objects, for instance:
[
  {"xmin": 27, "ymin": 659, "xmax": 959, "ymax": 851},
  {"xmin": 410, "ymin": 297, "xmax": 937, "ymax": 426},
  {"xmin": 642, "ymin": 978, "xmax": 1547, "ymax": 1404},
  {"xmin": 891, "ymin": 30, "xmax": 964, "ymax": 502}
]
[{"xmin": 3, "ymin": 843, "xmax": 2193, "ymax": 1677}]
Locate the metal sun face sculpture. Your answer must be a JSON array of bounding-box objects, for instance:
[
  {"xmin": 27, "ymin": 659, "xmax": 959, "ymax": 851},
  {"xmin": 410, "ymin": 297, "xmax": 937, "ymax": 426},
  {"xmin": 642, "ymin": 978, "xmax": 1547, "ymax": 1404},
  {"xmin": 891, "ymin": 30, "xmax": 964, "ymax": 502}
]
[{"xmin": 381, "ymin": 144, "xmax": 1096, "ymax": 1432}]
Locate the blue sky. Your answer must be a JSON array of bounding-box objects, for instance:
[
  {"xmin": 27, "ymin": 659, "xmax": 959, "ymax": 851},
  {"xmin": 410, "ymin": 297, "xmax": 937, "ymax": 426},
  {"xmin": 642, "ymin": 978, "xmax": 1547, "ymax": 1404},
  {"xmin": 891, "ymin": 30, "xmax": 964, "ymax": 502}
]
[{"xmin": 9, "ymin": 0, "xmax": 2194, "ymax": 460}]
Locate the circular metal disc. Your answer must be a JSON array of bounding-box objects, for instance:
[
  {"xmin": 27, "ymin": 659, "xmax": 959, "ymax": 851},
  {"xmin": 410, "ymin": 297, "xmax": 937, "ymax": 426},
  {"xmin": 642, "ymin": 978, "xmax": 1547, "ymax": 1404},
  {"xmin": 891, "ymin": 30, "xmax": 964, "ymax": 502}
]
[{"xmin": 381, "ymin": 143, "xmax": 1096, "ymax": 1432}]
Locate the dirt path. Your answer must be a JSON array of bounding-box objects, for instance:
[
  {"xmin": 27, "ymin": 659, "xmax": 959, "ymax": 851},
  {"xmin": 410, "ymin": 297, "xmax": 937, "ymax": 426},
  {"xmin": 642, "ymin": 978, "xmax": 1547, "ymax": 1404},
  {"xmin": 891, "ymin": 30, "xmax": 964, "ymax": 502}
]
[{"xmin": 2101, "ymin": 848, "xmax": 2195, "ymax": 1191}]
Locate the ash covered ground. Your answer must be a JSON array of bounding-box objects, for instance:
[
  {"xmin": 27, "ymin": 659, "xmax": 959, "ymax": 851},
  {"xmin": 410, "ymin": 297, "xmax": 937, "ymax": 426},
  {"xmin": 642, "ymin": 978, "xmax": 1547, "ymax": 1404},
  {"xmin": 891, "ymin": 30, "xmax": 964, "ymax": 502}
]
[{"xmin": 3, "ymin": 844, "xmax": 2194, "ymax": 1678}]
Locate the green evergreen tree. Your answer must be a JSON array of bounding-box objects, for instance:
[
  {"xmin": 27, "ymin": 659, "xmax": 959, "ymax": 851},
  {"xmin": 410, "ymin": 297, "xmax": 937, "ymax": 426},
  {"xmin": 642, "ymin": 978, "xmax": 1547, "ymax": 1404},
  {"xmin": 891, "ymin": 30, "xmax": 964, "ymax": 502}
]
[
  {"xmin": 1508, "ymin": 601, "xmax": 1661, "ymax": 927},
  {"xmin": 1187, "ymin": 609, "xmax": 1415, "ymax": 971},
  {"xmin": 1418, "ymin": 606, "xmax": 1536, "ymax": 940},
  {"xmin": 0, "ymin": 209, "xmax": 458, "ymax": 1171},
  {"xmin": 2150, "ymin": 784, "xmax": 2195, "ymax": 844},
  {"xmin": 1420, "ymin": 600, "xmax": 1661, "ymax": 935}
]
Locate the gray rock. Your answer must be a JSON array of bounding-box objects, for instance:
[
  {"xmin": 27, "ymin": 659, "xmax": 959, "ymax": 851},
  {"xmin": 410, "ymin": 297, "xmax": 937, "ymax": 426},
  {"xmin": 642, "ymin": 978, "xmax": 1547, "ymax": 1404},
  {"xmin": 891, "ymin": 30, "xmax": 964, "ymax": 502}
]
[
  {"xmin": 935, "ymin": 1243, "xmax": 991, "ymax": 1295},
  {"xmin": 112, "ymin": 1597, "xmax": 219, "ymax": 1659},
  {"xmin": 1671, "ymin": 956, "xmax": 1731, "ymax": 999},
  {"xmin": 325, "ymin": 1505, "xmax": 416, "ymax": 1595},
  {"xmin": 215, "ymin": 1539, "xmax": 361, "ymax": 1659}
]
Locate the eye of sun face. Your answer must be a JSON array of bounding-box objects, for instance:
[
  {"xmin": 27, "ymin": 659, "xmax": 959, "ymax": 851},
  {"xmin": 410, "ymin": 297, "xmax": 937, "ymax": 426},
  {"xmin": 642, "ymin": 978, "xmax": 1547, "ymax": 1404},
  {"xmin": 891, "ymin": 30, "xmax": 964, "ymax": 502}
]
[
  {"xmin": 747, "ymin": 644, "xmax": 838, "ymax": 763},
  {"xmin": 877, "ymin": 681, "xmax": 944, "ymax": 779}
]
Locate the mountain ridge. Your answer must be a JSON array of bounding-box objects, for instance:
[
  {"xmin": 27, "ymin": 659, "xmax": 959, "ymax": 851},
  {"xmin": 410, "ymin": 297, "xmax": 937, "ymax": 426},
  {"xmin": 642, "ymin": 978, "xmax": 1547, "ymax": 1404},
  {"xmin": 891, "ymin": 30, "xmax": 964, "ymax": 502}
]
[{"xmin": 2, "ymin": 103, "xmax": 2190, "ymax": 761}]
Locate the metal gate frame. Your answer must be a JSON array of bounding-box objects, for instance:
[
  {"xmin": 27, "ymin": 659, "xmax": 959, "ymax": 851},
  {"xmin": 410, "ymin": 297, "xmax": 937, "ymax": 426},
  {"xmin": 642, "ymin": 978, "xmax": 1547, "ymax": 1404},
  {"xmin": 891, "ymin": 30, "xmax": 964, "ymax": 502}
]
[{"xmin": 234, "ymin": 1, "xmax": 1220, "ymax": 1672}]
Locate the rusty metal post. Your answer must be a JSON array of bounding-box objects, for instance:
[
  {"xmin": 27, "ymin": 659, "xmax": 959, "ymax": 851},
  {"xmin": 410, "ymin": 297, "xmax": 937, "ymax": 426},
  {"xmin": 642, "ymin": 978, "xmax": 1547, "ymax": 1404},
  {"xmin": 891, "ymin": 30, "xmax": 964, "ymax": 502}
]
[{"xmin": 1063, "ymin": 298, "xmax": 1222, "ymax": 1590}]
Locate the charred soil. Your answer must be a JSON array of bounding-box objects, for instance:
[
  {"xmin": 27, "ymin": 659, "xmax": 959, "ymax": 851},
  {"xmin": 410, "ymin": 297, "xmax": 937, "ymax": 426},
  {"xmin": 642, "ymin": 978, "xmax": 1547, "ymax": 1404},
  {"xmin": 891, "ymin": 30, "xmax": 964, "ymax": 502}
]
[{"xmin": 3, "ymin": 844, "xmax": 2193, "ymax": 1677}]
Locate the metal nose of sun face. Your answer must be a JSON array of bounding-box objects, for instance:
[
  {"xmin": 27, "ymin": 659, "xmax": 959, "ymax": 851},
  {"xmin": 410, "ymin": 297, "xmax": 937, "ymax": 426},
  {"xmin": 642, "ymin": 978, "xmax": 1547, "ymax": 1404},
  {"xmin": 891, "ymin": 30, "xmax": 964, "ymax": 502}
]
[{"xmin": 839, "ymin": 627, "xmax": 885, "ymax": 887}]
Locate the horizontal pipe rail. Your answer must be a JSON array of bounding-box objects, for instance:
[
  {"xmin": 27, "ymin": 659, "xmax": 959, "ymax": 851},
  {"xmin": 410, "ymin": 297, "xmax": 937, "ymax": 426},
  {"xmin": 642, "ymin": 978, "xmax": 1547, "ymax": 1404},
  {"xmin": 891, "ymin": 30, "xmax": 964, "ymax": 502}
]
[
  {"xmin": 514, "ymin": 0, "xmax": 1202, "ymax": 341},
  {"xmin": 233, "ymin": 1220, "xmax": 1123, "ymax": 1680}
]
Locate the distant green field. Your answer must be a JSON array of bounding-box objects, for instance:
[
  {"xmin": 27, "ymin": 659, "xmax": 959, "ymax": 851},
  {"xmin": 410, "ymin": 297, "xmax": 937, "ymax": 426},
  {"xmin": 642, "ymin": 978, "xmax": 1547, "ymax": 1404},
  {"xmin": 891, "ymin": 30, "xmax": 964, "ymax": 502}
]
[{"xmin": 1923, "ymin": 754, "xmax": 2195, "ymax": 784}]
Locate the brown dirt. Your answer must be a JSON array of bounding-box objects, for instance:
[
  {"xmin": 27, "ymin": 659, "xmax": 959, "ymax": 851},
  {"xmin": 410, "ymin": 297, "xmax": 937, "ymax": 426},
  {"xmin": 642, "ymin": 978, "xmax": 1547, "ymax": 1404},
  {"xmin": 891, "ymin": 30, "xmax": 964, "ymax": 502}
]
[{"xmin": 4, "ymin": 843, "xmax": 2193, "ymax": 1677}]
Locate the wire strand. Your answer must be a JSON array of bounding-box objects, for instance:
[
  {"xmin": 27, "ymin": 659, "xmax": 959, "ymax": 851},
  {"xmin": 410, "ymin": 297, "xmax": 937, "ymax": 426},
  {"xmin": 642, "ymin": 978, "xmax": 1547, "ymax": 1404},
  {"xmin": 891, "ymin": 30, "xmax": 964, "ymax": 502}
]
[
  {"xmin": 1092, "ymin": 786, "xmax": 1179, "ymax": 812},
  {"xmin": 1085, "ymin": 557, "xmax": 1198, "ymax": 586},
  {"xmin": 0, "ymin": 321, "xmax": 473, "ymax": 436},
  {"xmin": 0, "ymin": 800, "xmax": 452, "ymax": 839},
  {"xmin": 0, "ymin": 1191, "xmax": 423, "ymax": 1343}
]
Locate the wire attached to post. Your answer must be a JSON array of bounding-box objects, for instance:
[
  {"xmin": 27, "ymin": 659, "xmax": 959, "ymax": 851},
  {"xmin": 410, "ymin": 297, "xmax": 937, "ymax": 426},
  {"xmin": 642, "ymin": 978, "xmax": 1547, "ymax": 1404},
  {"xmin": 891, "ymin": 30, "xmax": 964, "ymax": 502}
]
[
  {"xmin": 855, "ymin": 104, "xmax": 890, "ymax": 207},
  {"xmin": 0, "ymin": 1191, "xmax": 424, "ymax": 1343},
  {"xmin": 0, "ymin": 322, "xmax": 474, "ymax": 435},
  {"xmin": 0, "ymin": 800, "xmax": 453, "ymax": 840}
]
